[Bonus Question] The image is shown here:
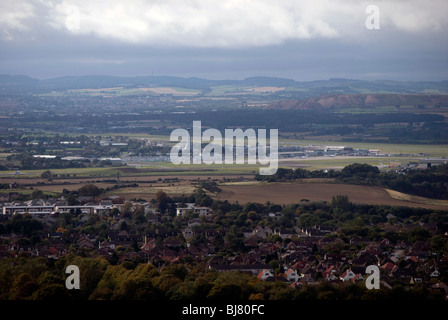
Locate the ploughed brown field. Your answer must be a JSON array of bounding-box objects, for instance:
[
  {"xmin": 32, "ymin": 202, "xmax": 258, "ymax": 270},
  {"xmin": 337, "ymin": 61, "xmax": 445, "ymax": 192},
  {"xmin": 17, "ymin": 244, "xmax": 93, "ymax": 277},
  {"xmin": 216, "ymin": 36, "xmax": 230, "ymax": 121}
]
[
  {"xmin": 2, "ymin": 174, "xmax": 447, "ymax": 211},
  {"xmin": 215, "ymin": 182, "xmax": 448, "ymax": 210}
]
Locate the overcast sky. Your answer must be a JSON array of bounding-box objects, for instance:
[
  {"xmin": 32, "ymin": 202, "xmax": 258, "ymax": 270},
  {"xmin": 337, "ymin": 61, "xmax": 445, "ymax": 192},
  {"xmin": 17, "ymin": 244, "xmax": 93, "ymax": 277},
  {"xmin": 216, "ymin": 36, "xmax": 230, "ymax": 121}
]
[{"xmin": 1, "ymin": 0, "xmax": 447, "ymax": 81}]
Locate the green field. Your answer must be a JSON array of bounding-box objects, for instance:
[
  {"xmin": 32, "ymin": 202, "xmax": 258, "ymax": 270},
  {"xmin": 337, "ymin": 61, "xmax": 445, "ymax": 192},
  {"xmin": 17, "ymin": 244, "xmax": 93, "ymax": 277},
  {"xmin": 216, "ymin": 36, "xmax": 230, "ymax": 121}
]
[
  {"xmin": 279, "ymin": 138, "xmax": 448, "ymax": 157},
  {"xmin": 278, "ymin": 156, "xmax": 420, "ymax": 171},
  {"xmin": 1, "ymin": 137, "xmax": 445, "ymax": 179},
  {"xmin": 39, "ymin": 86, "xmax": 202, "ymax": 97},
  {"xmin": 0, "ymin": 163, "xmax": 260, "ymax": 179}
]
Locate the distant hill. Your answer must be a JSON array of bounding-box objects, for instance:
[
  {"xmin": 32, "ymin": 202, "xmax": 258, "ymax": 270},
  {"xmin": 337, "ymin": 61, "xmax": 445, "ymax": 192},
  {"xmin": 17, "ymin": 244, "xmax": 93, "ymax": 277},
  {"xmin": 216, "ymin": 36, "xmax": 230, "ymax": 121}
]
[
  {"xmin": 265, "ymin": 93, "xmax": 448, "ymax": 110},
  {"xmin": 0, "ymin": 74, "xmax": 38, "ymax": 85},
  {"xmin": 29, "ymin": 75, "xmax": 299, "ymax": 90},
  {"xmin": 0, "ymin": 74, "xmax": 448, "ymax": 96}
]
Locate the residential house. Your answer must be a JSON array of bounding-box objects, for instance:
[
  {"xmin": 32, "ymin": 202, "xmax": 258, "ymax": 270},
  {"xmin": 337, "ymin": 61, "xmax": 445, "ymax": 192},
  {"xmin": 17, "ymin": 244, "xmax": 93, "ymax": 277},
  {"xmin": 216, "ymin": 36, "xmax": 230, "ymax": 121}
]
[
  {"xmin": 245, "ymin": 225, "xmax": 272, "ymax": 240},
  {"xmin": 36, "ymin": 246, "xmax": 58, "ymax": 259},
  {"xmin": 209, "ymin": 263, "xmax": 273, "ymax": 277},
  {"xmin": 324, "ymin": 253, "xmax": 347, "ymax": 263},
  {"xmin": 147, "ymin": 214, "xmax": 160, "ymax": 224},
  {"xmin": 145, "ymin": 246, "xmax": 183, "ymax": 264},
  {"xmin": 410, "ymin": 276, "xmax": 423, "ymax": 284},
  {"xmin": 285, "ymin": 268, "xmax": 301, "ymax": 282},
  {"xmin": 244, "ymin": 234, "xmax": 259, "ymax": 248},
  {"xmin": 273, "ymin": 228, "xmax": 295, "ymax": 239},
  {"xmin": 381, "ymin": 261, "xmax": 398, "ymax": 276},
  {"xmin": 109, "ymin": 230, "xmax": 142, "ymax": 245},
  {"xmin": 340, "ymin": 269, "xmax": 359, "ymax": 282},
  {"xmin": 365, "ymin": 242, "xmax": 382, "ymax": 255},
  {"xmin": 77, "ymin": 236, "xmax": 95, "ymax": 250},
  {"xmin": 292, "ymin": 260, "xmax": 308, "ymax": 271},
  {"xmin": 164, "ymin": 237, "xmax": 184, "ymax": 248},
  {"xmin": 99, "ymin": 241, "xmax": 115, "ymax": 250},
  {"xmin": 322, "ymin": 265, "xmax": 338, "ymax": 281},
  {"xmin": 430, "ymin": 268, "xmax": 440, "ymax": 279},
  {"xmin": 205, "ymin": 229, "xmax": 224, "ymax": 241},
  {"xmin": 296, "ymin": 273, "xmax": 316, "ymax": 285},
  {"xmin": 258, "ymin": 269, "xmax": 276, "ymax": 281},
  {"xmin": 350, "ymin": 236, "xmax": 370, "ymax": 246},
  {"xmin": 230, "ymin": 252, "xmax": 262, "ymax": 265},
  {"xmin": 268, "ymin": 212, "xmax": 282, "ymax": 220},
  {"xmin": 430, "ymin": 282, "xmax": 448, "ymax": 300},
  {"xmin": 187, "ymin": 218, "xmax": 201, "ymax": 227},
  {"xmin": 182, "ymin": 226, "xmax": 194, "ymax": 242},
  {"xmin": 141, "ymin": 237, "xmax": 156, "ymax": 253},
  {"xmin": 407, "ymin": 241, "xmax": 431, "ymax": 261}
]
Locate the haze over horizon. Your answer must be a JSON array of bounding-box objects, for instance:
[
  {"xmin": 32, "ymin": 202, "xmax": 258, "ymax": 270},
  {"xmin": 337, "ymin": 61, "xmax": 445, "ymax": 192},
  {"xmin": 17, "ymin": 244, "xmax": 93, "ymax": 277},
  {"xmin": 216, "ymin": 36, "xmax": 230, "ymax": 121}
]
[{"xmin": 1, "ymin": 0, "xmax": 447, "ymax": 82}]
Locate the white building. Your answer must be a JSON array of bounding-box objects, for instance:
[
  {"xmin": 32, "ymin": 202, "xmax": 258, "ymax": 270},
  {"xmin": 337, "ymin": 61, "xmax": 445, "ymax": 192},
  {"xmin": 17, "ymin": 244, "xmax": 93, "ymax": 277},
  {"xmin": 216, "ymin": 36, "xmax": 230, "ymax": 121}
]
[
  {"xmin": 3, "ymin": 203, "xmax": 116, "ymax": 216},
  {"xmin": 176, "ymin": 203, "xmax": 210, "ymax": 217},
  {"xmin": 258, "ymin": 269, "xmax": 275, "ymax": 281},
  {"xmin": 285, "ymin": 269, "xmax": 301, "ymax": 282},
  {"xmin": 339, "ymin": 269, "xmax": 361, "ymax": 282}
]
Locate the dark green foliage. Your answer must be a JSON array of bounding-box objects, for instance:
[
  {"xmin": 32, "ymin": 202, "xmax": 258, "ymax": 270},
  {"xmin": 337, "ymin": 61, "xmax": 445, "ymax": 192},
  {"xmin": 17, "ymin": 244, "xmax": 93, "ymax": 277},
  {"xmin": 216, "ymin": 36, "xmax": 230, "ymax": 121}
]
[{"xmin": 3, "ymin": 214, "xmax": 43, "ymax": 237}]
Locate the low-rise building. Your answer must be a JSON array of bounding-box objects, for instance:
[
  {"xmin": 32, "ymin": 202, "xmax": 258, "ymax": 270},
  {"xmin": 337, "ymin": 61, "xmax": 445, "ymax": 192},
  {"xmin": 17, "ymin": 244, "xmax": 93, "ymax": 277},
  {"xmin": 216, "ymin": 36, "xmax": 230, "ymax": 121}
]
[{"xmin": 176, "ymin": 203, "xmax": 211, "ymax": 216}]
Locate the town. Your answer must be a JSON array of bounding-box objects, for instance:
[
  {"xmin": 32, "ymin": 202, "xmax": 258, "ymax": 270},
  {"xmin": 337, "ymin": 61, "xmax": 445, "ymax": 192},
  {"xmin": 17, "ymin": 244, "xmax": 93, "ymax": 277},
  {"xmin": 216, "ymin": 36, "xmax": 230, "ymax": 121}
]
[
  {"xmin": 1, "ymin": 181, "xmax": 447, "ymax": 300},
  {"xmin": 1, "ymin": 0, "xmax": 448, "ymax": 314}
]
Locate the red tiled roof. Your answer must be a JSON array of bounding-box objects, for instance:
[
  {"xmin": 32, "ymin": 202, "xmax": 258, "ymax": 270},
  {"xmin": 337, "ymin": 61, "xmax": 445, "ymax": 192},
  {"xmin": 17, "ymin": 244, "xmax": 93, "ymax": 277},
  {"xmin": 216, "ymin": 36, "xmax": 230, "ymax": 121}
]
[{"xmin": 381, "ymin": 262, "xmax": 396, "ymax": 270}]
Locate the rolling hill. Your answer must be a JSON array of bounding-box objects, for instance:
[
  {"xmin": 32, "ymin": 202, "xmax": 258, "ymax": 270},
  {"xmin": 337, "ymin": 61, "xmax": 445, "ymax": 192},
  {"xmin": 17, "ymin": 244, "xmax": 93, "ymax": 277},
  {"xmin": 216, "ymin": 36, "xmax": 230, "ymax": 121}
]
[{"xmin": 1, "ymin": 74, "xmax": 448, "ymax": 97}]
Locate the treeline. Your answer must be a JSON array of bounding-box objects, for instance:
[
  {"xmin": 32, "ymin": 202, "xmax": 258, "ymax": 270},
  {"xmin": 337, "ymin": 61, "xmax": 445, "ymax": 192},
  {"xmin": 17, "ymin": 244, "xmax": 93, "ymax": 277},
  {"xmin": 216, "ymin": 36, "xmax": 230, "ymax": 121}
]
[
  {"xmin": 255, "ymin": 163, "xmax": 448, "ymax": 199},
  {"xmin": 5, "ymin": 107, "xmax": 447, "ymax": 143},
  {"xmin": 0, "ymin": 255, "xmax": 444, "ymax": 300},
  {"xmin": 157, "ymin": 109, "xmax": 447, "ymax": 143},
  {"xmin": 338, "ymin": 163, "xmax": 448, "ymax": 199},
  {"xmin": 182, "ymin": 110, "xmax": 445, "ymax": 143}
]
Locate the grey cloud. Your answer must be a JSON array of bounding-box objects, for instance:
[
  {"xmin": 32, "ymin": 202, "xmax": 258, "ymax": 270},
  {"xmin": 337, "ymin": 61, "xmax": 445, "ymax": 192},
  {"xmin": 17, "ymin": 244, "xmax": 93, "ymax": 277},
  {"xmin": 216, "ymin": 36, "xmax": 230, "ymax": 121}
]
[{"xmin": 0, "ymin": 1, "xmax": 446, "ymax": 81}]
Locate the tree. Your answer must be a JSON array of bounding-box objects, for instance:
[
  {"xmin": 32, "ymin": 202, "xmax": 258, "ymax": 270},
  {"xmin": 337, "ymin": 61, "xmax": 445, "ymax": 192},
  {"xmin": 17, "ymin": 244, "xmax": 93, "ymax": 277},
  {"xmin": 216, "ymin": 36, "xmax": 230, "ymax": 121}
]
[
  {"xmin": 31, "ymin": 284, "xmax": 71, "ymax": 300},
  {"xmin": 207, "ymin": 272, "xmax": 254, "ymax": 300},
  {"xmin": 155, "ymin": 190, "xmax": 170, "ymax": 214},
  {"xmin": 133, "ymin": 205, "xmax": 146, "ymax": 225},
  {"xmin": 65, "ymin": 256, "xmax": 108, "ymax": 299},
  {"xmin": 408, "ymin": 227, "xmax": 431, "ymax": 242},
  {"xmin": 340, "ymin": 163, "xmax": 379, "ymax": 180},
  {"xmin": 155, "ymin": 190, "xmax": 168, "ymax": 203},
  {"xmin": 78, "ymin": 184, "xmax": 102, "ymax": 199},
  {"xmin": 9, "ymin": 273, "xmax": 38, "ymax": 300},
  {"xmin": 208, "ymin": 283, "xmax": 243, "ymax": 300},
  {"xmin": 121, "ymin": 201, "xmax": 132, "ymax": 217},
  {"xmin": 225, "ymin": 225, "xmax": 246, "ymax": 253},
  {"xmin": 31, "ymin": 189, "xmax": 44, "ymax": 199},
  {"xmin": 120, "ymin": 221, "xmax": 128, "ymax": 231},
  {"xmin": 194, "ymin": 188, "xmax": 213, "ymax": 207},
  {"xmin": 331, "ymin": 195, "xmax": 351, "ymax": 211},
  {"xmin": 40, "ymin": 170, "xmax": 53, "ymax": 181},
  {"xmin": 7, "ymin": 214, "xmax": 43, "ymax": 237}
]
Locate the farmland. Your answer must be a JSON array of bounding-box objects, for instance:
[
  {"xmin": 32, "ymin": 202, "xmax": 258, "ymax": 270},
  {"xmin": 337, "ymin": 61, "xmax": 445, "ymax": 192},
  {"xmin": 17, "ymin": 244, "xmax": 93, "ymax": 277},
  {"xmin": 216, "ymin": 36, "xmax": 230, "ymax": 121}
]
[
  {"xmin": 216, "ymin": 180, "xmax": 448, "ymax": 210},
  {"xmin": 1, "ymin": 74, "xmax": 447, "ymax": 209},
  {"xmin": 2, "ymin": 161, "xmax": 448, "ymax": 211},
  {"xmin": 1, "ymin": 74, "xmax": 448, "ymax": 306}
]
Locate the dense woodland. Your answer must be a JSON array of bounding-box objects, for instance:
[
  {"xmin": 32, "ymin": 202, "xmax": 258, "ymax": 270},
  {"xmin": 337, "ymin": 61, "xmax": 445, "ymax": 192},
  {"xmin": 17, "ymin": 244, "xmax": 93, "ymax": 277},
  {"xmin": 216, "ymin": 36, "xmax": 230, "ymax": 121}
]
[{"xmin": 0, "ymin": 254, "xmax": 443, "ymax": 300}]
